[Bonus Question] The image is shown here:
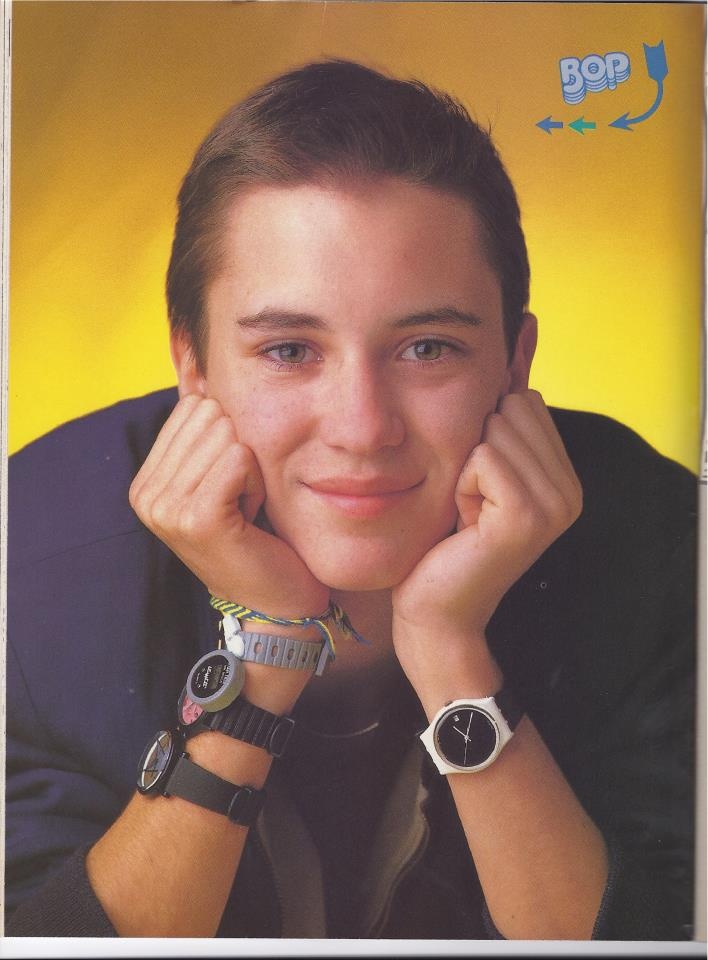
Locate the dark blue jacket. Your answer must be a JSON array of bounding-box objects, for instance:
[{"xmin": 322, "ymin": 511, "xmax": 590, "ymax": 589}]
[{"xmin": 5, "ymin": 389, "xmax": 697, "ymax": 938}]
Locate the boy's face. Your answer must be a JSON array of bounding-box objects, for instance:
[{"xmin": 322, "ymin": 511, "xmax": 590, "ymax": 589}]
[{"xmin": 173, "ymin": 178, "xmax": 535, "ymax": 590}]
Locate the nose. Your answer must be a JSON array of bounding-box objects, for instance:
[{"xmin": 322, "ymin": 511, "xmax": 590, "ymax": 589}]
[{"xmin": 320, "ymin": 358, "xmax": 405, "ymax": 454}]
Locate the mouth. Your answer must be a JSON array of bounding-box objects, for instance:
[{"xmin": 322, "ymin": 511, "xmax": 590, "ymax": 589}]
[{"xmin": 303, "ymin": 476, "xmax": 423, "ymax": 518}]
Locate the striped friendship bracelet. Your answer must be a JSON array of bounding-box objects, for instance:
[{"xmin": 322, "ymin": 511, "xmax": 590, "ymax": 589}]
[{"xmin": 208, "ymin": 595, "xmax": 368, "ymax": 664}]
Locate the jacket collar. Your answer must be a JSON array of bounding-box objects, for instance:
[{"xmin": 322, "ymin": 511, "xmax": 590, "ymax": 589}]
[{"xmin": 255, "ymin": 738, "xmax": 432, "ymax": 938}]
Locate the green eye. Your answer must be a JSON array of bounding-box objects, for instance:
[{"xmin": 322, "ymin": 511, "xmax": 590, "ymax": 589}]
[
  {"xmin": 274, "ymin": 343, "xmax": 308, "ymax": 363},
  {"xmin": 413, "ymin": 341, "xmax": 443, "ymax": 360},
  {"xmin": 402, "ymin": 339, "xmax": 452, "ymax": 362}
]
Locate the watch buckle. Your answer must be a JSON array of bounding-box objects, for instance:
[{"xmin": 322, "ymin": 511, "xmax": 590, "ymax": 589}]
[
  {"xmin": 268, "ymin": 716, "xmax": 296, "ymax": 758},
  {"xmin": 227, "ymin": 785, "xmax": 253, "ymax": 823}
]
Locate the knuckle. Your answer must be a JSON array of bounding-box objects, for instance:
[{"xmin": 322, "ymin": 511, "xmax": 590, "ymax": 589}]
[
  {"xmin": 572, "ymin": 474, "xmax": 584, "ymax": 501},
  {"xmin": 143, "ymin": 496, "xmax": 175, "ymax": 536},
  {"xmin": 223, "ymin": 442, "xmax": 248, "ymax": 472},
  {"xmin": 549, "ymin": 489, "xmax": 582, "ymax": 530},
  {"xmin": 546, "ymin": 489, "xmax": 570, "ymax": 523},
  {"xmin": 128, "ymin": 478, "xmax": 141, "ymax": 510},
  {"xmin": 176, "ymin": 508, "xmax": 200, "ymax": 539},
  {"xmin": 212, "ymin": 414, "xmax": 238, "ymax": 443},
  {"xmin": 199, "ymin": 397, "xmax": 223, "ymax": 420},
  {"xmin": 231, "ymin": 440, "xmax": 260, "ymax": 475},
  {"xmin": 148, "ymin": 498, "xmax": 171, "ymax": 532},
  {"xmin": 470, "ymin": 440, "xmax": 492, "ymax": 462}
]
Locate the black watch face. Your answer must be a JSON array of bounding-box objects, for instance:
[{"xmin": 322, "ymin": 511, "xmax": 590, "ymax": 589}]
[
  {"xmin": 137, "ymin": 729, "xmax": 178, "ymax": 793},
  {"xmin": 435, "ymin": 706, "xmax": 499, "ymax": 769},
  {"xmin": 190, "ymin": 653, "xmax": 232, "ymax": 698},
  {"xmin": 187, "ymin": 650, "xmax": 244, "ymax": 711}
]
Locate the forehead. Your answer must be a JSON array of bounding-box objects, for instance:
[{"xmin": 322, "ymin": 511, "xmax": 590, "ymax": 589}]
[{"xmin": 207, "ymin": 178, "xmax": 503, "ymax": 326}]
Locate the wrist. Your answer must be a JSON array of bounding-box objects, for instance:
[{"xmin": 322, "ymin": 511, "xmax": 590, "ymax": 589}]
[
  {"xmin": 240, "ymin": 659, "xmax": 312, "ymax": 714},
  {"xmin": 394, "ymin": 626, "xmax": 504, "ymax": 719},
  {"xmin": 187, "ymin": 729, "xmax": 273, "ymax": 787}
]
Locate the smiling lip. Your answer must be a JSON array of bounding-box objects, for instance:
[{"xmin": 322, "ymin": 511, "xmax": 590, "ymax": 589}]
[{"xmin": 304, "ymin": 477, "xmax": 422, "ymax": 518}]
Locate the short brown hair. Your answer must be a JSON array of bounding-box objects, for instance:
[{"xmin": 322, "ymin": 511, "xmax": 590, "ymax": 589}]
[{"xmin": 166, "ymin": 59, "xmax": 530, "ymax": 368}]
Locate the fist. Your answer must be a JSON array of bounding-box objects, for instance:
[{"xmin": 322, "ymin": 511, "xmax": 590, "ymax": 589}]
[
  {"xmin": 393, "ymin": 390, "xmax": 582, "ymax": 647},
  {"xmin": 129, "ymin": 394, "xmax": 329, "ymax": 619}
]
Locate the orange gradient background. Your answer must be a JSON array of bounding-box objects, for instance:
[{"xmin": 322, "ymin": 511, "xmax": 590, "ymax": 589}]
[{"xmin": 9, "ymin": 1, "xmax": 705, "ymax": 470}]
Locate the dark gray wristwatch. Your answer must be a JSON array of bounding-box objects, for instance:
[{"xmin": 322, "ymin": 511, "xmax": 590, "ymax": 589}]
[
  {"xmin": 136, "ymin": 728, "xmax": 265, "ymax": 826},
  {"xmin": 178, "ymin": 688, "xmax": 296, "ymax": 758}
]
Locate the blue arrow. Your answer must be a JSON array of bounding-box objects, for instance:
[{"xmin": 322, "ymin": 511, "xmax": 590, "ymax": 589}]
[
  {"xmin": 536, "ymin": 116, "xmax": 563, "ymax": 134},
  {"xmin": 610, "ymin": 40, "xmax": 667, "ymax": 130}
]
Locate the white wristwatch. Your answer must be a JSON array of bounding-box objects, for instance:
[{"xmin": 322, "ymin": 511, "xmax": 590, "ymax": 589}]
[{"xmin": 419, "ymin": 688, "xmax": 523, "ymax": 775}]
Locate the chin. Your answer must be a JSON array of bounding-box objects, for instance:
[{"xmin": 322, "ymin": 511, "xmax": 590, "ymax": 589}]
[
  {"xmin": 297, "ymin": 534, "xmax": 432, "ymax": 592},
  {"xmin": 314, "ymin": 566, "xmax": 410, "ymax": 592}
]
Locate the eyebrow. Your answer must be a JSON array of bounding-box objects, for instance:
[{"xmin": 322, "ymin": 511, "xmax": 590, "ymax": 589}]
[
  {"xmin": 393, "ymin": 307, "xmax": 483, "ymax": 329},
  {"xmin": 235, "ymin": 306, "xmax": 483, "ymax": 331},
  {"xmin": 236, "ymin": 309, "xmax": 328, "ymax": 331}
]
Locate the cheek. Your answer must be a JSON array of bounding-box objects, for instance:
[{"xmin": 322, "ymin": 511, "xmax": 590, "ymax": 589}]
[
  {"xmin": 417, "ymin": 386, "xmax": 497, "ymax": 472},
  {"xmin": 220, "ymin": 390, "xmax": 310, "ymax": 486}
]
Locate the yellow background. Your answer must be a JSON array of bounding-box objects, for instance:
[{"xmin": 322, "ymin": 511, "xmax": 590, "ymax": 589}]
[{"xmin": 9, "ymin": 1, "xmax": 705, "ymax": 470}]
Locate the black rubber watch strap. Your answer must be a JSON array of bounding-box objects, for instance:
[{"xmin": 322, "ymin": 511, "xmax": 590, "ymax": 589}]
[
  {"xmin": 198, "ymin": 697, "xmax": 296, "ymax": 758},
  {"xmin": 164, "ymin": 755, "xmax": 265, "ymax": 826},
  {"xmin": 495, "ymin": 686, "xmax": 524, "ymax": 731}
]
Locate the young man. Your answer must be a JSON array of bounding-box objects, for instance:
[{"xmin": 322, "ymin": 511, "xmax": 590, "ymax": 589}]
[{"xmin": 6, "ymin": 60, "xmax": 696, "ymax": 940}]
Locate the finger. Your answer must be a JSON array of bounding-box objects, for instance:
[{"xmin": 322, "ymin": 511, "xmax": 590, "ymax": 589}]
[
  {"xmin": 489, "ymin": 406, "xmax": 572, "ymax": 500},
  {"xmin": 131, "ymin": 401, "xmax": 239, "ymax": 525},
  {"xmin": 502, "ymin": 390, "xmax": 577, "ymax": 479},
  {"xmin": 483, "ymin": 414, "xmax": 581, "ymax": 527},
  {"xmin": 457, "ymin": 431, "xmax": 580, "ymax": 546},
  {"xmin": 132, "ymin": 399, "xmax": 235, "ymax": 520},
  {"xmin": 130, "ymin": 395, "xmax": 217, "ymax": 510},
  {"xmin": 168, "ymin": 442, "xmax": 261, "ymax": 541},
  {"xmin": 146, "ymin": 397, "xmax": 227, "ymax": 489},
  {"xmin": 132, "ymin": 394, "xmax": 203, "ymax": 488},
  {"xmin": 148, "ymin": 413, "xmax": 239, "ymax": 505},
  {"xmin": 201, "ymin": 442, "xmax": 264, "ymax": 525},
  {"xmin": 455, "ymin": 440, "xmax": 534, "ymax": 527},
  {"xmin": 495, "ymin": 392, "xmax": 581, "ymax": 503}
]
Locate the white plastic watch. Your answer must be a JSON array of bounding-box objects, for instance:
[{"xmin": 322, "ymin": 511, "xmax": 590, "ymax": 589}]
[{"xmin": 419, "ymin": 688, "xmax": 523, "ymax": 774}]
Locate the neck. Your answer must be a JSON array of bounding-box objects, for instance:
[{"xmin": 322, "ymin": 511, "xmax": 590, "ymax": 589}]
[
  {"xmin": 295, "ymin": 589, "xmax": 400, "ymax": 733},
  {"xmin": 331, "ymin": 587, "xmax": 394, "ymax": 649}
]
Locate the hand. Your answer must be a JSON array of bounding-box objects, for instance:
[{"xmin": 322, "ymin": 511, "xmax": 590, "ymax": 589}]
[
  {"xmin": 391, "ymin": 390, "xmax": 582, "ymax": 682},
  {"xmin": 129, "ymin": 394, "xmax": 329, "ymax": 620}
]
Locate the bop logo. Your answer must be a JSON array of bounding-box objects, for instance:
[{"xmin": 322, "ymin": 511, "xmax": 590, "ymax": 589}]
[{"xmin": 559, "ymin": 52, "xmax": 631, "ymax": 105}]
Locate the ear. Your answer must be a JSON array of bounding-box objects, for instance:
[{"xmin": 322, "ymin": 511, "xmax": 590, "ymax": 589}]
[
  {"xmin": 504, "ymin": 312, "xmax": 538, "ymax": 394},
  {"xmin": 170, "ymin": 331, "xmax": 207, "ymax": 399}
]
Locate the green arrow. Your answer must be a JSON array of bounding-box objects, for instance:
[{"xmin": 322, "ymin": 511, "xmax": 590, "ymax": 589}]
[{"xmin": 569, "ymin": 117, "xmax": 596, "ymax": 135}]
